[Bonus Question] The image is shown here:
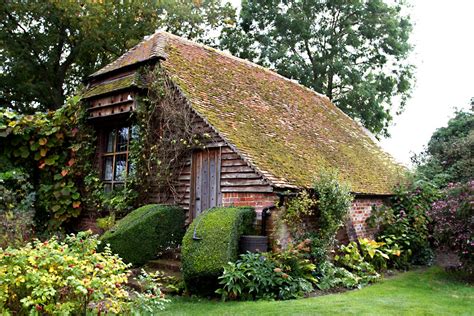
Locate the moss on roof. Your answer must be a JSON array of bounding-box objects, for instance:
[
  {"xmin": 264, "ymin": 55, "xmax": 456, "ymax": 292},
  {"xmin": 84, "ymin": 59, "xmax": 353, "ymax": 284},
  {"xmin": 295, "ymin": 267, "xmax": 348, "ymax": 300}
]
[
  {"xmin": 89, "ymin": 32, "xmax": 406, "ymax": 195},
  {"xmin": 82, "ymin": 74, "xmax": 137, "ymax": 99}
]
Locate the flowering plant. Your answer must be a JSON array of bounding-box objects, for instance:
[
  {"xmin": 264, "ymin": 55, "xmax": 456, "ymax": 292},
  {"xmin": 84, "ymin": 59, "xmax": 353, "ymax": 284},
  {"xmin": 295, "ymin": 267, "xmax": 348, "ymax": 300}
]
[{"xmin": 429, "ymin": 181, "xmax": 473, "ymax": 272}]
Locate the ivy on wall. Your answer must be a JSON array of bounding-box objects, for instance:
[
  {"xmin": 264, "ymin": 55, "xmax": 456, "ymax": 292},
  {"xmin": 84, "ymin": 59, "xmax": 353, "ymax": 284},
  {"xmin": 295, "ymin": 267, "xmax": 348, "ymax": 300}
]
[
  {"xmin": 0, "ymin": 66, "xmax": 208, "ymax": 230},
  {"xmin": 0, "ymin": 96, "xmax": 101, "ymax": 229}
]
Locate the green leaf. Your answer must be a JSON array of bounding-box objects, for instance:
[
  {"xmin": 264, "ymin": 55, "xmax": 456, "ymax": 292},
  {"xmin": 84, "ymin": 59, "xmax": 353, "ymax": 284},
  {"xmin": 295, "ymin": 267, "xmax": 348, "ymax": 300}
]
[{"xmin": 45, "ymin": 155, "xmax": 59, "ymax": 165}]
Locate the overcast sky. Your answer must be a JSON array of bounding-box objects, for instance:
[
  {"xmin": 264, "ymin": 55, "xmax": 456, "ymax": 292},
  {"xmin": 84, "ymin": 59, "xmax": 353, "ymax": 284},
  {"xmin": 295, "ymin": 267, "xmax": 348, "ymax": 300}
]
[
  {"xmin": 379, "ymin": 0, "xmax": 473, "ymax": 166},
  {"xmin": 226, "ymin": 0, "xmax": 473, "ymax": 167}
]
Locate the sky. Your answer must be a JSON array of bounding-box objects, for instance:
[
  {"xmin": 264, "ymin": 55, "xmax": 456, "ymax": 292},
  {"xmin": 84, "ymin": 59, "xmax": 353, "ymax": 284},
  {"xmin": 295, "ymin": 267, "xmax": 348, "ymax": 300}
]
[
  {"xmin": 226, "ymin": 0, "xmax": 473, "ymax": 167},
  {"xmin": 379, "ymin": 0, "xmax": 473, "ymax": 166}
]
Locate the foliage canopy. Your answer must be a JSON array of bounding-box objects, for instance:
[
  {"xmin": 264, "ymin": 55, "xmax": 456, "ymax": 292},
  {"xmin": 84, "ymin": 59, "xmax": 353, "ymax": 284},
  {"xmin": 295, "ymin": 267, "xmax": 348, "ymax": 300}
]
[
  {"xmin": 220, "ymin": 0, "xmax": 414, "ymax": 136},
  {"xmin": 0, "ymin": 0, "xmax": 236, "ymax": 112},
  {"xmin": 413, "ymin": 105, "xmax": 473, "ymax": 186}
]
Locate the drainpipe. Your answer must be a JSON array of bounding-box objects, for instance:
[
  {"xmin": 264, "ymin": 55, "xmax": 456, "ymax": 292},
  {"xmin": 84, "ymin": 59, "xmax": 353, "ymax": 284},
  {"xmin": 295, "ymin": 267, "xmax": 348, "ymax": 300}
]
[
  {"xmin": 261, "ymin": 205, "xmax": 277, "ymax": 236},
  {"xmin": 261, "ymin": 191, "xmax": 299, "ymax": 236}
]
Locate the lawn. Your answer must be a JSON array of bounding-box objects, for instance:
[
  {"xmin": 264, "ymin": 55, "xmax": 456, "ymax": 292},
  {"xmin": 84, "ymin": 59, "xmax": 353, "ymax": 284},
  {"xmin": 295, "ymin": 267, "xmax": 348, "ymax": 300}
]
[{"xmin": 162, "ymin": 267, "xmax": 474, "ymax": 316}]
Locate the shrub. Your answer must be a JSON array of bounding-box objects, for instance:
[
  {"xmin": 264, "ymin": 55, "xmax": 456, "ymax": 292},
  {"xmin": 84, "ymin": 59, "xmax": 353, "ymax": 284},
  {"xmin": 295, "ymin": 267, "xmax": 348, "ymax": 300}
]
[
  {"xmin": 0, "ymin": 168, "xmax": 36, "ymax": 248},
  {"xmin": 376, "ymin": 233, "xmax": 411, "ymax": 270},
  {"xmin": 96, "ymin": 214, "xmax": 116, "ymax": 232},
  {"xmin": 334, "ymin": 241, "xmax": 380, "ymax": 285},
  {"xmin": 291, "ymin": 169, "xmax": 353, "ymax": 266},
  {"xmin": 182, "ymin": 207, "xmax": 255, "ymax": 295},
  {"xmin": 0, "ymin": 231, "xmax": 131, "ymax": 314},
  {"xmin": 357, "ymin": 238, "xmax": 392, "ymax": 271},
  {"xmin": 313, "ymin": 169, "xmax": 353, "ymax": 243},
  {"xmin": 216, "ymin": 244, "xmax": 315, "ymax": 301},
  {"xmin": 100, "ymin": 204, "xmax": 186, "ymax": 266},
  {"xmin": 315, "ymin": 261, "xmax": 363, "ymax": 290},
  {"xmin": 283, "ymin": 190, "xmax": 317, "ymax": 236},
  {"xmin": 367, "ymin": 180, "xmax": 440, "ymax": 265},
  {"xmin": 129, "ymin": 269, "xmax": 170, "ymax": 313},
  {"xmin": 429, "ymin": 181, "xmax": 474, "ymax": 273}
]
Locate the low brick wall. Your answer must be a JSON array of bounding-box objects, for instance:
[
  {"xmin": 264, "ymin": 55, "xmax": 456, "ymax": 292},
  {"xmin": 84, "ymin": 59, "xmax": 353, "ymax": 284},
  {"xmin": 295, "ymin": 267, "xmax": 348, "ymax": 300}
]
[
  {"xmin": 70, "ymin": 213, "xmax": 102, "ymax": 234},
  {"xmin": 221, "ymin": 194, "xmax": 388, "ymax": 245}
]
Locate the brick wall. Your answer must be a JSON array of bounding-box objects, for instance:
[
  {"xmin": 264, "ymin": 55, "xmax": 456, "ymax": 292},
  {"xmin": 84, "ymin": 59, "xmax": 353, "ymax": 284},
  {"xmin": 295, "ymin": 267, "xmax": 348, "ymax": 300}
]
[
  {"xmin": 345, "ymin": 197, "xmax": 386, "ymax": 240},
  {"xmin": 220, "ymin": 194, "xmax": 388, "ymax": 245},
  {"xmin": 222, "ymin": 192, "xmax": 278, "ymax": 213},
  {"xmin": 222, "ymin": 192, "xmax": 278, "ymax": 235}
]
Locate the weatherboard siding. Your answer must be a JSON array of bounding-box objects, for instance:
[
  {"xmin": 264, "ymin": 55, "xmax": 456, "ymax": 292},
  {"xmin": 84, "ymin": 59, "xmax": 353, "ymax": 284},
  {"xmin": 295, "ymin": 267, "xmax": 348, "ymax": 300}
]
[{"xmin": 146, "ymin": 110, "xmax": 273, "ymax": 224}]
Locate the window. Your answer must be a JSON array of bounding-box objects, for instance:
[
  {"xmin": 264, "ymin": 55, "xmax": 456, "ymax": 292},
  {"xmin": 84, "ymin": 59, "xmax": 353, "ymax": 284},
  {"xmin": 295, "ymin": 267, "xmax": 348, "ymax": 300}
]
[{"xmin": 102, "ymin": 126, "xmax": 135, "ymax": 192}]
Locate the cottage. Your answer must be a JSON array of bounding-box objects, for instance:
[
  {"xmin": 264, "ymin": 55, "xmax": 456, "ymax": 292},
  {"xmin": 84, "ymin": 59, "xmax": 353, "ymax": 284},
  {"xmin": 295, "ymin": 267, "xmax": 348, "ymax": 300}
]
[{"xmin": 82, "ymin": 31, "xmax": 404, "ymax": 240}]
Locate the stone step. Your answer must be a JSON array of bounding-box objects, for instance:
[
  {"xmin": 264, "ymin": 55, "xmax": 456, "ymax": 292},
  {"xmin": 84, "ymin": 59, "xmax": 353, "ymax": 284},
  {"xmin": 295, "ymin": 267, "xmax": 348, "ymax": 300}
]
[
  {"xmin": 147, "ymin": 259, "xmax": 182, "ymax": 272},
  {"xmin": 159, "ymin": 247, "xmax": 182, "ymax": 260}
]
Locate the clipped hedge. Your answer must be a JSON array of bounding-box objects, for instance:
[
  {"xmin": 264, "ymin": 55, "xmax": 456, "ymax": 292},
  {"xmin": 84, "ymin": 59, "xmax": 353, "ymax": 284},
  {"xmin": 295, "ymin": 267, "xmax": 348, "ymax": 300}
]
[
  {"xmin": 182, "ymin": 206, "xmax": 256, "ymax": 295},
  {"xmin": 100, "ymin": 204, "xmax": 186, "ymax": 265}
]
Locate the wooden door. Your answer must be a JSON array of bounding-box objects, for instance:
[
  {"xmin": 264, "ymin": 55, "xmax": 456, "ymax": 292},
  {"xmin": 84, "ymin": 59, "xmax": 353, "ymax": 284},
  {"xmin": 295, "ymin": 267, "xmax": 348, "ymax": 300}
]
[{"xmin": 191, "ymin": 148, "xmax": 222, "ymax": 218}]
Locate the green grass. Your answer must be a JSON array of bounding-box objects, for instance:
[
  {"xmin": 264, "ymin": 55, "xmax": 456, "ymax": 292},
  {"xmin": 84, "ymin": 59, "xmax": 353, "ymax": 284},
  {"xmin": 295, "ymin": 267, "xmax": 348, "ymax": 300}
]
[{"xmin": 162, "ymin": 267, "xmax": 474, "ymax": 316}]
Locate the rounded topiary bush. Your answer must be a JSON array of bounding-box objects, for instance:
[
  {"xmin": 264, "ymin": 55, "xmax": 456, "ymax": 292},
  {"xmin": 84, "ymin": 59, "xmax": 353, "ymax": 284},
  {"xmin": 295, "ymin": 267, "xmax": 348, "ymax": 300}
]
[
  {"xmin": 100, "ymin": 204, "xmax": 186, "ymax": 266},
  {"xmin": 182, "ymin": 206, "xmax": 255, "ymax": 295}
]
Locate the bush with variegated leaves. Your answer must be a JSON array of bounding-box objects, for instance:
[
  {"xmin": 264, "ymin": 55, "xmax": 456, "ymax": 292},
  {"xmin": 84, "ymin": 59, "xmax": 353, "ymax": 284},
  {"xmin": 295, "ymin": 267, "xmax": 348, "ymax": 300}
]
[{"xmin": 0, "ymin": 231, "xmax": 131, "ymax": 314}]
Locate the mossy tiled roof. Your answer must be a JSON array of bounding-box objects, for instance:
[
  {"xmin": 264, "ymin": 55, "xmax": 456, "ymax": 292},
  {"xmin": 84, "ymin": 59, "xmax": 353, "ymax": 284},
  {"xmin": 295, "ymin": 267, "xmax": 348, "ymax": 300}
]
[
  {"xmin": 82, "ymin": 74, "xmax": 139, "ymax": 99},
  {"xmin": 89, "ymin": 31, "xmax": 406, "ymax": 194}
]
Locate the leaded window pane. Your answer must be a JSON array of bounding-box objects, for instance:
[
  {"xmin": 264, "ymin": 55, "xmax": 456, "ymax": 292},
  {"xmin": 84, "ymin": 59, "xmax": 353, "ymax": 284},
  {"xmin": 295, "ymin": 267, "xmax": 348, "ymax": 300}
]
[
  {"xmin": 103, "ymin": 156, "xmax": 113, "ymax": 181},
  {"xmin": 114, "ymin": 154, "xmax": 127, "ymax": 181},
  {"xmin": 116, "ymin": 127, "xmax": 129, "ymax": 152},
  {"xmin": 102, "ymin": 126, "xmax": 132, "ymax": 192},
  {"xmin": 105, "ymin": 130, "xmax": 115, "ymax": 153}
]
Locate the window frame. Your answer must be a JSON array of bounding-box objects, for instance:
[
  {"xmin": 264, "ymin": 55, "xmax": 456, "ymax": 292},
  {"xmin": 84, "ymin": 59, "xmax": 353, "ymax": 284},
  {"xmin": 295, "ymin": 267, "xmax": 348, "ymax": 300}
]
[{"xmin": 101, "ymin": 126, "xmax": 132, "ymax": 192}]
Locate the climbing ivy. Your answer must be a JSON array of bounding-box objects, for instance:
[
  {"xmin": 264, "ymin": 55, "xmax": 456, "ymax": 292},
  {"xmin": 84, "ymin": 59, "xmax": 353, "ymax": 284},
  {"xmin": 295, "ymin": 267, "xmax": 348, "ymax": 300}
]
[
  {"xmin": 0, "ymin": 66, "xmax": 208, "ymax": 230},
  {"xmin": 0, "ymin": 96, "xmax": 101, "ymax": 229},
  {"xmin": 277, "ymin": 169, "xmax": 353, "ymax": 264},
  {"xmin": 127, "ymin": 66, "xmax": 206, "ymax": 205}
]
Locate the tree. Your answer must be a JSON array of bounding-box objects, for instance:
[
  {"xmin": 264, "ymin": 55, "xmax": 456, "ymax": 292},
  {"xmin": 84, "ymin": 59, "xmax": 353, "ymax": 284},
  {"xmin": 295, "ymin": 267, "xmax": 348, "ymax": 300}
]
[
  {"xmin": 157, "ymin": 0, "xmax": 236, "ymax": 47},
  {"xmin": 0, "ymin": 0, "xmax": 236, "ymax": 113},
  {"xmin": 413, "ymin": 102, "xmax": 474, "ymax": 186},
  {"xmin": 220, "ymin": 0, "xmax": 414, "ymax": 137}
]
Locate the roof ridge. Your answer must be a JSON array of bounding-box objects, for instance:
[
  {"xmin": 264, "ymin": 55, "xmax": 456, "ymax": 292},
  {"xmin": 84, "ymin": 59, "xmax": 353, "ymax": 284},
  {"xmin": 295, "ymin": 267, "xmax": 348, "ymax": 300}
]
[{"xmin": 90, "ymin": 31, "xmax": 166, "ymax": 77}]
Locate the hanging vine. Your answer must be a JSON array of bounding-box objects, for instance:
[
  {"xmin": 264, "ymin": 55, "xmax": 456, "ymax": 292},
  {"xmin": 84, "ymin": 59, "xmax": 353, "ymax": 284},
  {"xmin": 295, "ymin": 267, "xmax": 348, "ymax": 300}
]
[{"xmin": 127, "ymin": 66, "xmax": 206, "ymax": 205}]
